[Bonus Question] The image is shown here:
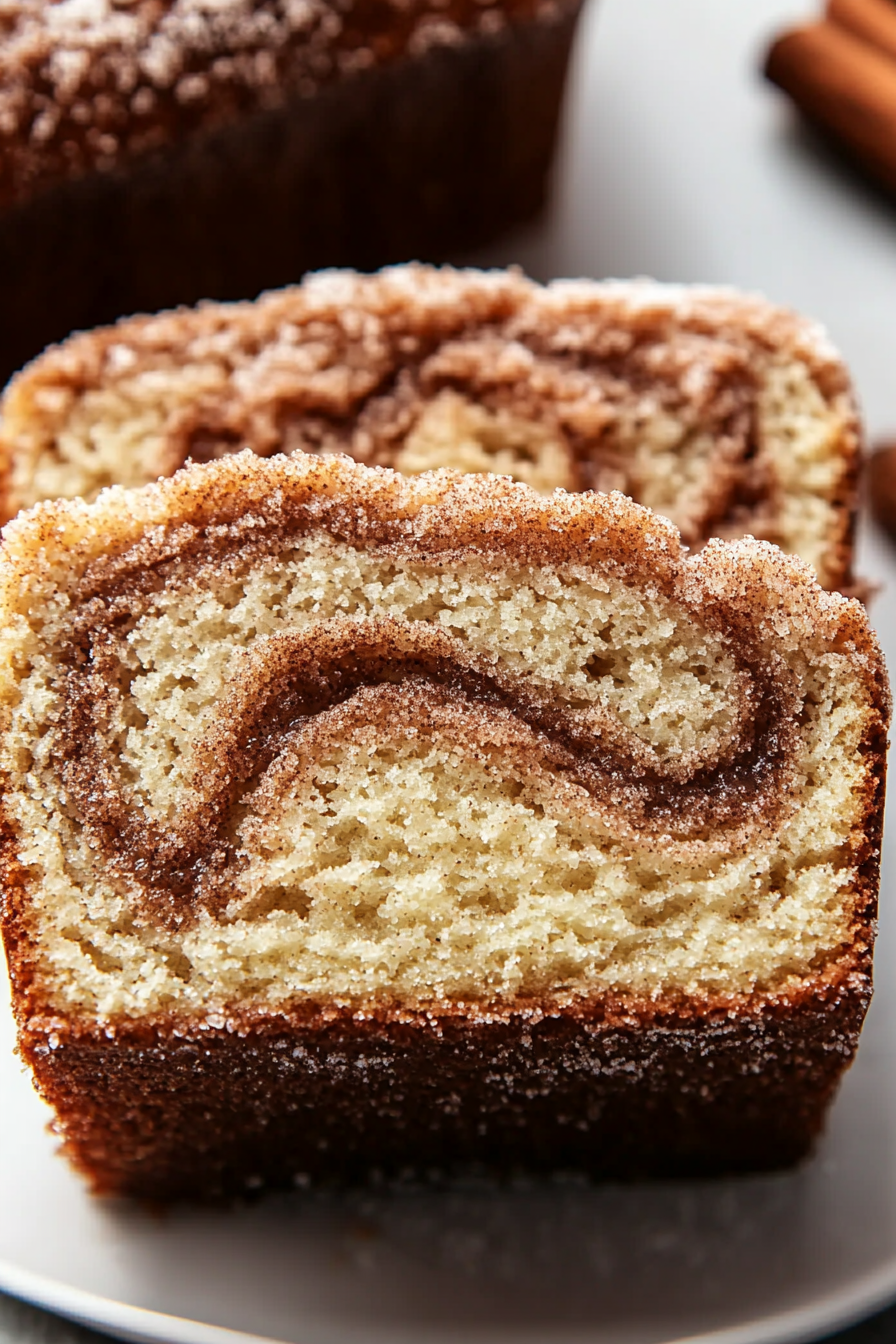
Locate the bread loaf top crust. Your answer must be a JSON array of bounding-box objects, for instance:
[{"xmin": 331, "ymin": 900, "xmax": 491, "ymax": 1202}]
[{"xmin": 0, "ymin": 0, "xmax": 563, "ymax": 209}]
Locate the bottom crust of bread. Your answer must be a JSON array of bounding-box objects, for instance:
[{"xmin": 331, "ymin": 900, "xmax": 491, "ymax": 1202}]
[{"xmin": 18, "ymin": 978, "xmax": 868, "ymax": 1201}]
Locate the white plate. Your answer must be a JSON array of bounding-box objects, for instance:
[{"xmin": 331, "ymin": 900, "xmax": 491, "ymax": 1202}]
[{"xmin": 4, "ymin": 1, "xmax": 896, "ymax": 1342}]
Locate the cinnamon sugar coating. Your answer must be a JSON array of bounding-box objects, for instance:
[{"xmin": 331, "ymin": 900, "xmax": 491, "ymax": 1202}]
[
  {"xmin": 0, "ymin": 267, "xmax": 861, "ymax": 592},
  {"xmin": 0, "ymin": 14, "xmax": 580, "ymax": 382},
  {"xmin": 0, "ymin": 454, "xmax": 887, "ymax": 1195},
  {"xmin": 0, "ymin": 0, "xmax": 555, "ymax": 208}
]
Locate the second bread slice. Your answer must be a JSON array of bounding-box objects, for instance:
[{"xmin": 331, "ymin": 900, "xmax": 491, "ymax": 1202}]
[{"xmin": 0, "ymin": 266, "xmax": 860, "ymax": 591}]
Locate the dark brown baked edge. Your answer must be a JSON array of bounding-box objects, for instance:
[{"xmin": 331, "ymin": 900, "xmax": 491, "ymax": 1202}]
[
  {"xmin": 10, "ymin": 968, "xmax": 873, "ymax": 1201},
  {"xmin": 0, "ymin": 0, "xmax": 565, "ymax": 206},
  {"xmin": 0, "ymin": 2, "xmax": 580, "ymax": 386}
]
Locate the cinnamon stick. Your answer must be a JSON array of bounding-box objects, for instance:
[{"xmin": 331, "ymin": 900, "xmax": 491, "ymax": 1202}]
[
  {"xmin": 867, "ymin": 441, "xmax": 896, "ymax": 541},
  {"xmin": 828, "ymin": 0, "xmax": 896, "ymax": 63},
  {"xmin": 765, "ymin": 20, "xmax": 896, "ymax": 192}
]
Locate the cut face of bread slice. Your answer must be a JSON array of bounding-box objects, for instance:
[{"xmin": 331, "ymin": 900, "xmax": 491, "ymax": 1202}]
[
  {"xmin": 0, "ymin": 454, "xmax": 887, "ymax": 1198},
  {"xmin": 0, "ymin": 266, "xmax": 860, "ymax": 592}
]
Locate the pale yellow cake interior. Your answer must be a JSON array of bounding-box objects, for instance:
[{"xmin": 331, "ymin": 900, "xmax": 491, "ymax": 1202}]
[
  {"xmin": 5, "ymin": 351, "xmax": 846, "ymax": 584},
  {"xmin": 5, "ymin": 531, "xmax": 869, "ymax": 1021},
  {"xmin": 393, "ymin": 390, "xmax": 577, "ymax": 494}
]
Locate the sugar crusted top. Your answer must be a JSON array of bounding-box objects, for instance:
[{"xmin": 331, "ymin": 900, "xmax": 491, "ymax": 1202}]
[
  {"xmin": 0, "ymin": 449, "xmax": 878, "ymax": 656},
  {"xmin": 8, "ymin": 265, "xmax": 853, "ymax": 410},
  {"xmin": 0, "ymin": 0, "xmax": 560, "ymax": 206}
]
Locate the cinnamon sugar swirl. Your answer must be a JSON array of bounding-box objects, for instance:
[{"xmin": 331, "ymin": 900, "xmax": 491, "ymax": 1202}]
[
  {"xmin": 0, "ymin": 453, "xmax": 887, "ymax": 1198},
  {"xmin": 0, "ymin": 266, "xmax": 860, "ymax": 592}
]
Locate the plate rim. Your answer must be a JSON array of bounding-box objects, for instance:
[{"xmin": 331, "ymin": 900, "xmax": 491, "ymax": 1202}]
[{"xmin": 2, "ymin": 1244, "xmax": 896, "ymax": 1344}]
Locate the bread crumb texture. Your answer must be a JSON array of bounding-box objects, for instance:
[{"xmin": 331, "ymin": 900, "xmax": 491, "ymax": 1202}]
[
  {"xmin": 0, "ymin": 453, "xmax": 885, "ymax": 1022},
  {"xmin": 0, "ymin": 267, "xmax": 859, "ymax": 591}
]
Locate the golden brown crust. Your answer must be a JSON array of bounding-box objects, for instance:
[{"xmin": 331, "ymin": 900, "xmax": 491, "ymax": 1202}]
[
  {"xmin": 15, "ymin": 980, "xmax": 872, "ymax": 1198},
  {"xmin": 0, "ymin": 452, "xmax": 887, "ymax": 1193},
  {"xmin": 0, "ymin": 267, "xmax": 862, "ymax": 591}
]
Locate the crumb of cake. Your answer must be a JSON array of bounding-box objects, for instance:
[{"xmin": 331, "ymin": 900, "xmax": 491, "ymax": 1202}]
[
  {"xmin": 0, "ymin": 268, "xmax": 860, "ymax": 594},
  {"xmin": 393, "ymin": 389, "xmax": 576, "ymax": 493},
  {"xmin": 0, "ymin": 452, "xmax": 884, "ymax": 1019}
]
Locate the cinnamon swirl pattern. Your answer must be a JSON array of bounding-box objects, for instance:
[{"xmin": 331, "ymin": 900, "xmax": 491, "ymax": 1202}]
[
  {"xmin": 0, "ymin": 267, "xmax": 861, "ymax": 593},
  {"xmin": 0, "ymin": 454, "xmax": 887, "ymax": 1193}
]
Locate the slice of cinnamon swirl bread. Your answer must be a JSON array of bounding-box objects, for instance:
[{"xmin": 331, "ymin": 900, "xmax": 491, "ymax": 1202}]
[
  {"xmin": 0, "ymin": 454, "xmax": 887, "ymax": 1199},
  {"xmin": 0, "ymin": 266, "xmax": 860, "ymax": 592}
]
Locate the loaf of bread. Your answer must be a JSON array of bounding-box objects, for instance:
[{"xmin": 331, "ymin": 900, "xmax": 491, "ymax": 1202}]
[
  {"xmin": 0, "ymin": 267, "xmax": 860, "ymax": 592},
  {"xmin": 0, "ymin": 452, "xmax": 887, "ymax": 1198},
  {"xmin": 0, "ymin": 2, "xmax": 582, "ymax": 383}
]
